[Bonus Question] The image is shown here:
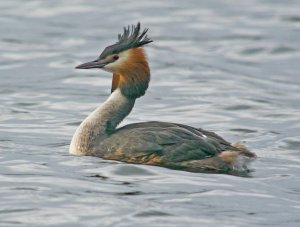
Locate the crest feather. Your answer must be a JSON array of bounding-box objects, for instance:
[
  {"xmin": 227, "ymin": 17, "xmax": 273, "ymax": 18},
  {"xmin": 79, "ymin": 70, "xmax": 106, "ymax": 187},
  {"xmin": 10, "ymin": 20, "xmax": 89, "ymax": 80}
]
[{"xmin": 99, "ymin": 22, "xmax": 152, "ymax": 59}]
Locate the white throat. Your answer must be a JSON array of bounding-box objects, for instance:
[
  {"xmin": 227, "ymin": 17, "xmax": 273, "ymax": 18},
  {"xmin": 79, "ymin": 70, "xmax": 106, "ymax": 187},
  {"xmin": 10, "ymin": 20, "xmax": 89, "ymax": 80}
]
[{"xmin": 69, "ymin": 89, "xmax": 135, "ymax": 155}]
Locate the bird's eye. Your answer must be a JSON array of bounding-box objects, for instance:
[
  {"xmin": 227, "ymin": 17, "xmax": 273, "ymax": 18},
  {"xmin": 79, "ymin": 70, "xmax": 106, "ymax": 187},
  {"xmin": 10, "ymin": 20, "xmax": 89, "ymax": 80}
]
[{"xmin": 113, "ymin": 55, "xmax": 119, "ymax": 60}]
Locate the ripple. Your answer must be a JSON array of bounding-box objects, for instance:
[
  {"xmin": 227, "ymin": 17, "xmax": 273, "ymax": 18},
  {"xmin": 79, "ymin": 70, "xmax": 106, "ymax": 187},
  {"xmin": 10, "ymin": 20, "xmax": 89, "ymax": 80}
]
[
  {"xmin": 28, "ymin": 5, "xmax": 96, "ymax": 18},
  {"xmin": 282, "ymin": 15, "xmax": 300, "ymax": 23},
  {"xmin": 230, "ymin": 128, "xmax": 257, "ymax": 133},
  {"xmin": 270, "ymin": 46, "xmax": 297, "ymax": 54},
  {"xmin": 240, "ymin": 47, "xmax": 266, "ymax": 55},
  {"xmin": 224, "ymin": 104, "xmax": 254, "ymax": 111},
  {"xmin": 134, "ymin": 210, "xmax": 173, "ymax": 217},
  {"xmin": 0, "ymin": 208, "xmax": 37, "ymax": 214},
  {"xmin": 112, "ymin": 165, "xmax": 156, "ymax": 176},
  {"xmin": 278, "ymin": 138, "xmax": 300, "ymax": 150},
  {"xmin": 116, "ymin": 191, "xmax": 144, "ymax": 196}
]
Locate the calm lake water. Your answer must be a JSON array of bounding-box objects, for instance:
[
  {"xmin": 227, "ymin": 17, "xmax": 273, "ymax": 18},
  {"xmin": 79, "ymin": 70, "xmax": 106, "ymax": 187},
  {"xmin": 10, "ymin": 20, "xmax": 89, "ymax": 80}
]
[{"xmin": 1, "ymin": 0, "xmax": 300, "ymax": 226}]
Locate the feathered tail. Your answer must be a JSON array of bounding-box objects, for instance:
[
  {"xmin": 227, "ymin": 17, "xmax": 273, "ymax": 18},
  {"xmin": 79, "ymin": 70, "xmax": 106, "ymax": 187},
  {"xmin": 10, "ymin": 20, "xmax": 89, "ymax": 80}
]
[{"xmin": 167, "ymin": 142, "xmax": 256, "ymax": 176}]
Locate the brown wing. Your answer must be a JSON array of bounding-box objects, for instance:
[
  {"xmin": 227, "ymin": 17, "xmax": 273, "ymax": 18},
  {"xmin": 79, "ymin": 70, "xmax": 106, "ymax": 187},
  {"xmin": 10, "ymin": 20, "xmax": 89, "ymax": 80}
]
[{"xmin": 94, "ymin": 121, "xmax": 236, "ymax": 164}]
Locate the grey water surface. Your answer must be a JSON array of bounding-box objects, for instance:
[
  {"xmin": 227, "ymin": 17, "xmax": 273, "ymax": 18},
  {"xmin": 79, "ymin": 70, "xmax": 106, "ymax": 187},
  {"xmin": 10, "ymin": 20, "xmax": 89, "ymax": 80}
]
[{"xmin": 1, "ymin": 0, "xmax": 300, "ymax": 226}]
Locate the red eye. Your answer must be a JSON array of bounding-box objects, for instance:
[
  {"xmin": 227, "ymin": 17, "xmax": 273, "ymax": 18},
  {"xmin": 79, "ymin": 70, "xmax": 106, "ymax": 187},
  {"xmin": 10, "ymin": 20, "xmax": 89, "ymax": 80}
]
[{"xmin": 113, "ymin": 55, "xmax": 119, "ymax": 60}]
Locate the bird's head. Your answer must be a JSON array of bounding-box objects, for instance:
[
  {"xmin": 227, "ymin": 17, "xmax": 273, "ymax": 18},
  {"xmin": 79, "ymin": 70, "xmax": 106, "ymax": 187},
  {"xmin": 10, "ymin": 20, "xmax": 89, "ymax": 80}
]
[{"xmin": 76, "ymin": 22, "xmax": 152, "ymax": 98}]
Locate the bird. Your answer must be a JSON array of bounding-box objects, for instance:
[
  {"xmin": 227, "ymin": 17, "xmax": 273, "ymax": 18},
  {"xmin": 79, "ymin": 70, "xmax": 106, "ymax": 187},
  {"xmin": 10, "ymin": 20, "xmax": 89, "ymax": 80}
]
[{"xmin": 70, "ymin": 22, "xmax": 256, "ymax": 175}]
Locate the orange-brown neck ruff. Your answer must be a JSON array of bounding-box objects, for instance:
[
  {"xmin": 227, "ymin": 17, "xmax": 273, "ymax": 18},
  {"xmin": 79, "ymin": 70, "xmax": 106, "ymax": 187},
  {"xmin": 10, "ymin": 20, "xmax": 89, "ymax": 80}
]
[
  {"xmin": 112, "ymin": 48, "xmax": 150, "ymax": 98},
  {"xmin": 111, "ymin": 74, "xmax": 120, "ymax": 93}
]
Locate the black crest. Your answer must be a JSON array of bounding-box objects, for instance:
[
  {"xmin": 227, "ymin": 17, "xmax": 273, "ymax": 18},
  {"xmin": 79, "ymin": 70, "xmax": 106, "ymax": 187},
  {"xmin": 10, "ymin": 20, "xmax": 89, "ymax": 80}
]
[{"xmin": 99, "ymin": 22, "xmax": 152, "ymax": 59}]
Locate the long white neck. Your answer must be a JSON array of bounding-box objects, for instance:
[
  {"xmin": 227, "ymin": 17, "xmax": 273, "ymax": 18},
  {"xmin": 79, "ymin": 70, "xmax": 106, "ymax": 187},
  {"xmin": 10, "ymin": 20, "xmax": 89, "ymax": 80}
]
[{"xmin": 69, "ymin": 88, "xmax": 135, "ymax": 155}]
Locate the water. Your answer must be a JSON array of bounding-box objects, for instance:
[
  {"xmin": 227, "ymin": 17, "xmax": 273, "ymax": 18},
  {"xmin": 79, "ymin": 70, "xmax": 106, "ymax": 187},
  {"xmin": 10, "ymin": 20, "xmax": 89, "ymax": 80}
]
[{"xmin": 1, "ymin": 0, "xmax": 300, "ymax": 226}]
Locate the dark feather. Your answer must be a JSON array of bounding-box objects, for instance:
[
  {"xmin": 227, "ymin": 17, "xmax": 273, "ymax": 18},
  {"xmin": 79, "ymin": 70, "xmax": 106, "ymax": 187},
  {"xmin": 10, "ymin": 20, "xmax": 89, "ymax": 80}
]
[
  {"xmin": 93, "ymin": 121, "xmax": 236, "ymax": 163},
  {"xmin": 99, "ymin": 22, "xmax": 153, "ymax": 59}
]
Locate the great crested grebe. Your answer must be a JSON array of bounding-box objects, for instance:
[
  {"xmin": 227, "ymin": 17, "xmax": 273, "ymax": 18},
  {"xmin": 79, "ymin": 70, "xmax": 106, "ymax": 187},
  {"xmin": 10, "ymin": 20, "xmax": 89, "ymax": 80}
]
[{"xmin": 70, "ymin": 22, "xmax": 256, "ymax": 175}]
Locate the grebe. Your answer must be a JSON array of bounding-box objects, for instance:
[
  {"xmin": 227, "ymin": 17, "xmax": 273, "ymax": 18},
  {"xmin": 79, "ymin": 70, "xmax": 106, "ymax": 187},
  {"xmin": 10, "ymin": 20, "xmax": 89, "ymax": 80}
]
[{"xmin": 70, "ymin": 22, "xmax": 256, "ymax": 175}]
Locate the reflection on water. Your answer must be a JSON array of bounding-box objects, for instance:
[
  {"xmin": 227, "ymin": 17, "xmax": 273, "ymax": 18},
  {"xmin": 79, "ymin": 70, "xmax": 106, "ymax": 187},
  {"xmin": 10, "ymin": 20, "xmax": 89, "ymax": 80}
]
[{"xmin": 1, "ymin": 0, "xmax": 300, "ymax": 226}]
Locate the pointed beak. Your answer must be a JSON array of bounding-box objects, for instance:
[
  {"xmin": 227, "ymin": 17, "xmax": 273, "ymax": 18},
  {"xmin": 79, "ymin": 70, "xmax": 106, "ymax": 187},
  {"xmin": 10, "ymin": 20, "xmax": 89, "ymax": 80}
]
[{"xmin": 75, "ymin": 59, "xmax": 108, "ymax": 69}]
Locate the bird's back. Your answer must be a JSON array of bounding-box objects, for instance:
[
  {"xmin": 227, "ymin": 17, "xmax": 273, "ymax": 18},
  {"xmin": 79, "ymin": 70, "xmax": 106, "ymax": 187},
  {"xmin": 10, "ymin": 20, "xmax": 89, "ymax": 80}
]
[{"xmin": 89, "ymin": 121, "xmax": 254, "ymax": 174}]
